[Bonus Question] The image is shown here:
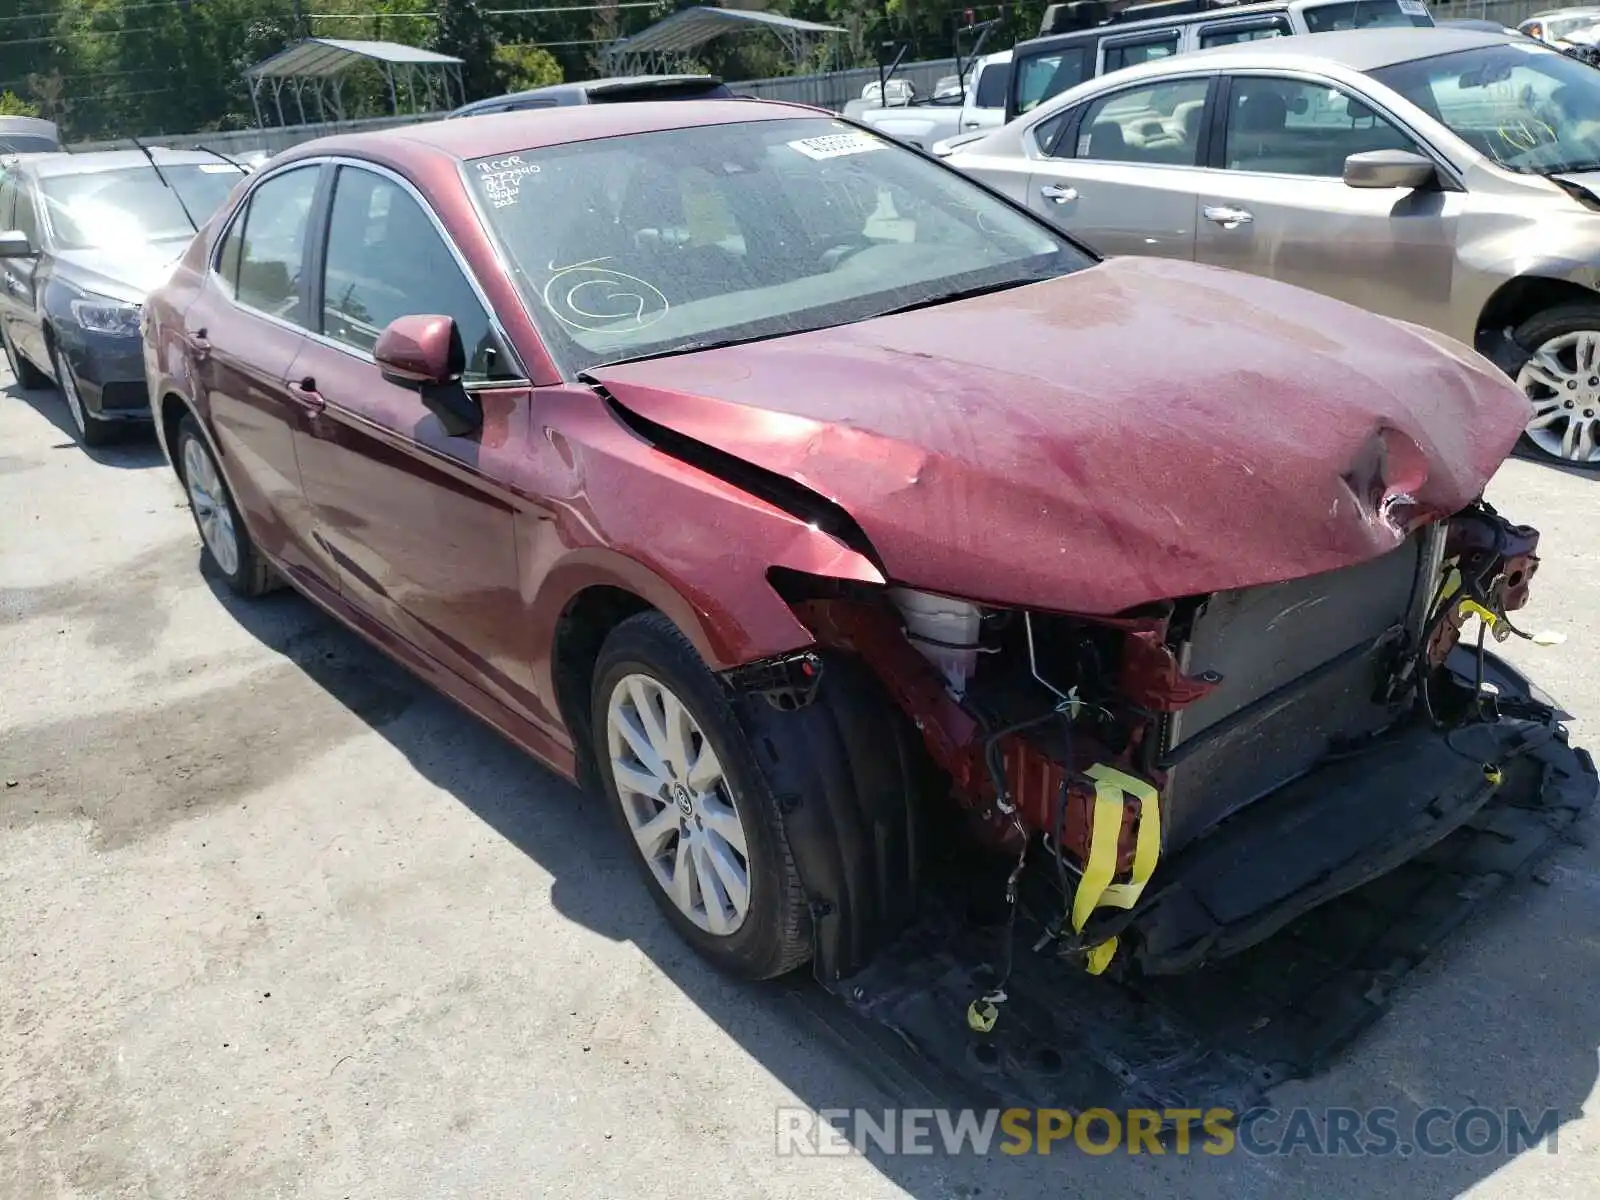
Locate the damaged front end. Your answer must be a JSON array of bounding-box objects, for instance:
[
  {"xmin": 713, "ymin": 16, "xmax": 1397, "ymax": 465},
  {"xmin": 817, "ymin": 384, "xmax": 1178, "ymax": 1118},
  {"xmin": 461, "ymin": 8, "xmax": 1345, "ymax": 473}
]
[{"xmin": 745, "ymin": 499, "xmax": 1590, "ymax": 994}]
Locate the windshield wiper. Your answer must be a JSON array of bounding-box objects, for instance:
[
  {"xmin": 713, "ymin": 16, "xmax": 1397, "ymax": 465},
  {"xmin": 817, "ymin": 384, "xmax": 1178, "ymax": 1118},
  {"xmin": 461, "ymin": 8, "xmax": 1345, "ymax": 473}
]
[
  {"xmin": 129, "ymin": 135, "xmax": 198, "ymax": 232},
  {"xmin": 1544, "ymin": 160, "xmax": 1600, "ymax": 176},
  {"xmin": 868, "ymin": 274, "xmax": 1054, "ymax": 320},
  {"xmin": 584, "ymin": 329, "xmax": 795, "ymax": 370}
]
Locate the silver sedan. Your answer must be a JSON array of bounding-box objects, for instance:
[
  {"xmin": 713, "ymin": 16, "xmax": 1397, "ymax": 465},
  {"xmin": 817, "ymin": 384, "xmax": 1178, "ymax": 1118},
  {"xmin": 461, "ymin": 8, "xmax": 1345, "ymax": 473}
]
[{"xmin": 949, "ymin": 26, "xmax": 1600, "ymax": 466}]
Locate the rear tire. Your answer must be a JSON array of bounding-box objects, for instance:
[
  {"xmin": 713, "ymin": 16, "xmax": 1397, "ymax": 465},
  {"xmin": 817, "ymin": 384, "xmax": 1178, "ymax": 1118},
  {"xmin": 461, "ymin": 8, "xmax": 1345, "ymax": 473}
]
[
  {"xmin": 1512, "ymin": 303, "xmax": 1600, "ymax": 468},
  {"xmin": 591, "ymin": 611, "xmax": 812, "ymax": 980},
  {"xmin": 2, "ymin": 326, "xmax": 48, "ymax": 390},
  {"xmin": 51, "ymin": 342, "xmax": 117, "ymax": 448},
  {"xmin": 176, "ymin": 415, "xmax": 275, "ymax": 597}
]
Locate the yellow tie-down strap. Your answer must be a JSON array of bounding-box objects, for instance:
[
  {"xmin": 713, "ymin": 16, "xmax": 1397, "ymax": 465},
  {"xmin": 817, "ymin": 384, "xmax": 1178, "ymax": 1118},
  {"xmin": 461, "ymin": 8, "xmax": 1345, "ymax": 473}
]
[{"xmin": 1071, "ymin": 764, "xmax": 1162, "ymax": 976}]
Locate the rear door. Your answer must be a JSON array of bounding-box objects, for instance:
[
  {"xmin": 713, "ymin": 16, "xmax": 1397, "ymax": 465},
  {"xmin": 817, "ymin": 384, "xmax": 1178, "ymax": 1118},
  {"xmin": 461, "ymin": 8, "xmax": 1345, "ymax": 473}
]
[
  {"xmin": 184, "ymin": 161, "xmax": 333, "ymax": 591},
  {"xmin": 290, "ymin": 161, "xmax": 556, "ymax": 730},
  {"xmin": 1192, "ymin": 73, "xmax": 1462, "ymax": 328},
  {"xmin": 1024, "ymin": 74, "xmax": 1214, "ymax": 259}
]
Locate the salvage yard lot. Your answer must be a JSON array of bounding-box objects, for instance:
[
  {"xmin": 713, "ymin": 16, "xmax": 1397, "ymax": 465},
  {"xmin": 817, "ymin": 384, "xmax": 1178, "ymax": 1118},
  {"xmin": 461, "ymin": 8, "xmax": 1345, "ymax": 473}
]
[{"xmin": 2, "ymin": 359, "xmax": 1598, "ymax": 1199}]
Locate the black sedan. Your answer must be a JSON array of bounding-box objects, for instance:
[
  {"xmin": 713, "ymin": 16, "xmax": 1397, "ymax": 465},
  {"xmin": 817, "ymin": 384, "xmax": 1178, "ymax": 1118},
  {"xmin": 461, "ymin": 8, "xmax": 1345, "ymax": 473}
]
[{"xmin": 0, "ymin": 148, "xmax": 245, "ymax": 446}]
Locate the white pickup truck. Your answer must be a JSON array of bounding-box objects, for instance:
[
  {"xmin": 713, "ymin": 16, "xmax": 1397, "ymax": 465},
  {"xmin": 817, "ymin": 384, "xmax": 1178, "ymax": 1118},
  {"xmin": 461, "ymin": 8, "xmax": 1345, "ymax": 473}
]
[{"xmin": 846, "ymin": 50, "xmax": 1013, "ymax": 152}]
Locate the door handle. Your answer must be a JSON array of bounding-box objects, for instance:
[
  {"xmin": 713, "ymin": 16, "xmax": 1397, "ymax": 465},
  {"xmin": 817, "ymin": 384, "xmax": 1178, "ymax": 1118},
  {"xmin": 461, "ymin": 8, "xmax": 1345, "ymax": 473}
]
[
  {"xmin": 1040, "ymin": 183, "xmax": 1079, "ymax": 204},
  {"xmin": 1203, "ymin": 205, "xmax": 1254, "ymax": 229},
  {"xmin": 186, "ymin": 327, "xmax": 211, "ymax": 360},
  {"xmin": 287, "ymin": 376, "xmax": 325, "ymax": 414}
]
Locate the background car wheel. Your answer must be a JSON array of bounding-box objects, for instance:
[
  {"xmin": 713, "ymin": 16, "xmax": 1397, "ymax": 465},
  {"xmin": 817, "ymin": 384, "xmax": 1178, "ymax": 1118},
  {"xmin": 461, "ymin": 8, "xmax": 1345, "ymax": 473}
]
[
  {"xmin": 1513, "ymin": 304, "xmax": 1600, "ymax": 468},
  {"xmin": 176, "ymin": 415, "xmax": 275, "ymax": 597},
  {"xmin": 591, "ymin": 611, "xmax": 811, "ymax": 980},
  {"xmin": 50, "ymin": 343, "xmax": 116, "ymax": 447},
  {"xmin": 2, "ymin": 327, "xmax": 49, "ymax": 390}
]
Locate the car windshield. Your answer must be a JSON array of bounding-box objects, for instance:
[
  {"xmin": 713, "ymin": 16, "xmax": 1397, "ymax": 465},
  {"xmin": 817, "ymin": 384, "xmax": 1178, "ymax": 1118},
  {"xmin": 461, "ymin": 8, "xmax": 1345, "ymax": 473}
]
[
  {"xmin": 39, "ymin": 162, "xmax": 244, "ymax": 249},
  {"xmin": 1302, "ymin": 0, "xmax": 1435, "ymax": 31},
  {"xmin": 1545, "ymin": 13, "xmax": 1600, "ymax": 39},
  {"xmin": 465, "ymin": 117, "xmax": 1086, "ymax": 374},
  {"xmin": 1370, "ymin": 41, "xmax": 1600, "ymax": 174}
]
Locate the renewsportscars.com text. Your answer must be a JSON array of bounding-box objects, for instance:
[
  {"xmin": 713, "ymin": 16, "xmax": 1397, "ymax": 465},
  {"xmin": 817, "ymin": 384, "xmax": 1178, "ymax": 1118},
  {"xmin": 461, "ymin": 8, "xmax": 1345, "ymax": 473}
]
[{"xmin": 775, "ymin": 1106, "xmax": 1561, "ymax": 1158}]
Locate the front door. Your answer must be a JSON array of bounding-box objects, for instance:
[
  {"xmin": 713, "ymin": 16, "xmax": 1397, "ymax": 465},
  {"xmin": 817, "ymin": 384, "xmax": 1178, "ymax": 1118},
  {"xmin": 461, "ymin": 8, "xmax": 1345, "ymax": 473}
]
[
  {"xmin": 1024, "ymin": 75, "xmax": 1212, "ymax": 260},
  {"xmin": 0, "ymin": 178, "xmax": 48, "ymax": 368},
  {"xmin": 1194, "ymin": 74, "xmax": 1461, "ymax": 330},
  {"xmin": 291, "ymin": 162, "xmax": 556, "ymax": 730},
  {"xmin": 186, "ymin": 162, "xmax": 332, "ymax": 592}
]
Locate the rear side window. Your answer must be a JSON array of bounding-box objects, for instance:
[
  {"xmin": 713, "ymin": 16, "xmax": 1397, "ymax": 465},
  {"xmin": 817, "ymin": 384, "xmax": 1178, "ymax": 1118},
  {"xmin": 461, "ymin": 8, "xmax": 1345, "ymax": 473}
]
[
  {"xmin": 1014, "ymin": 47, "xmax": 1089, "ymax": 114},
  {"xmin": 1103, "ymin": 33, "xmax": 1180, "ymax": 75},
  {"xmin": 228, "ymin": 165, "xmax": 320, "ymax": 323},
  {"xmin": 1199, "ymin": 17, "xmax": 1292, "ymax": 47},
  {"xmin": 973, "ymin": 62, "xmax": 1012, "ymax": 108},
  {"xmin": 1075, "ymin": 78, "xmax": 1211, "ymax": 165}
]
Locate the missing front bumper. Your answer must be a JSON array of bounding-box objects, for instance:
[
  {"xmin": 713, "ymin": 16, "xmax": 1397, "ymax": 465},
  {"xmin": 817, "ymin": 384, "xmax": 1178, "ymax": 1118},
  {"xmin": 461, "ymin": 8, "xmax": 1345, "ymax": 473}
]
[{"xmin": 803, "ymin": 651, "xmax": 1595, "ymax": 1112}]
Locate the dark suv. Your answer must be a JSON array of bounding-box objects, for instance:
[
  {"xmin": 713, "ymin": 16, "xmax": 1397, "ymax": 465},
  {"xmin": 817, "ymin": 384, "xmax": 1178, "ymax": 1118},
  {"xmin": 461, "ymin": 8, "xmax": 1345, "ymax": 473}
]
[{"xmin": 447, "ymin": 75, "xmax": 735, "ymax": 118}]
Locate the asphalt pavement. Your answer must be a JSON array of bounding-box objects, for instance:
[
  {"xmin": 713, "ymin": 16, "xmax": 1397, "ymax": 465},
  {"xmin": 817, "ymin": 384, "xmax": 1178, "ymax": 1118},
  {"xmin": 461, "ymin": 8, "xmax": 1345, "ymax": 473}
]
[{"xmin": 2, "ymin": 361, "xmax": 1598, "ymax": 1199}]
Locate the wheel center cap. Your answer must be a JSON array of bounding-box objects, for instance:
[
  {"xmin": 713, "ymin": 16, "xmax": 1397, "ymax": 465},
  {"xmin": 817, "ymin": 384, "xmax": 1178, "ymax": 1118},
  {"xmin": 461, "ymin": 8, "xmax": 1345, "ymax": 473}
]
[{"xmin": 671, "ymin": 783, "xmax": 695, "ymax": 816}]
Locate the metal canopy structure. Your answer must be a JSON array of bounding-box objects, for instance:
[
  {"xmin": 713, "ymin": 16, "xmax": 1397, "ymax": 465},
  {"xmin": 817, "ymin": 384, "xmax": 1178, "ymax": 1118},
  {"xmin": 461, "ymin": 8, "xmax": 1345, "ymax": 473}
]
[
  {"xmin": 603, "ymin": 8, "xmax": 845, "ymax": 76},
  {"xmin": 245, "ymin": 38, "xmax": 464, "ymax": 127}
]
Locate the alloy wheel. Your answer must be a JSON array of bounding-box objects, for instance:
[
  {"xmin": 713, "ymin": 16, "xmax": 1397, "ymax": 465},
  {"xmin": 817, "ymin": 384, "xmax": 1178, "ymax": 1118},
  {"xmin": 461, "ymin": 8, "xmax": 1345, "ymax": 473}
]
[
  {"xmin": 605, "ymin": 672, "xmax": 752, "ymax": 936},
  {"xmin": 182, "ymin": 435, "xmax": 241, "ymax": 578},
  {"xmin": 1516, "ymin": 330, "xmax": 1600, "ymax": 464},
  {"xmin": 53, "ymin": 347, "xmax": 88, "ymax": 438}
]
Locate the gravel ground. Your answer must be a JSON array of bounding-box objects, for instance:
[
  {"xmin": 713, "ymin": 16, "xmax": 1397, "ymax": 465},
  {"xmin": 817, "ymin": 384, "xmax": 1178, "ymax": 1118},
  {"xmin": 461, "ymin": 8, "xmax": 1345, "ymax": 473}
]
[{"xmin": 2, "ymin": 363, "xmax": 1598, "ymax": 1199}]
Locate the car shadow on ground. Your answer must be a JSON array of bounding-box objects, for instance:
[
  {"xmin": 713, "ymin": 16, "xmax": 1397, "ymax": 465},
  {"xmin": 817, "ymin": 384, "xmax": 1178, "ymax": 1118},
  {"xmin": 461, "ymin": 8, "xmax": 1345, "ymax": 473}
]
[
  {"xmin": 2, "ymin": 380, "xmax": 164, "ymax": 470},
  {"xmin": 1510, "ymin": 440, "xmax": 1600, "ymax": 480},
  {"xmin": 203, "ymin": 570, "xmax": 1600, "ymax": 1198}
]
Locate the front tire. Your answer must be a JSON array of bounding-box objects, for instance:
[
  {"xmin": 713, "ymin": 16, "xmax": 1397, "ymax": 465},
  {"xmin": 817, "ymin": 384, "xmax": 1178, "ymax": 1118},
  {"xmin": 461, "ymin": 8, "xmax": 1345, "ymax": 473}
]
[
  {"xmin": 176, "ymin": 415, "xmax": 275, "ymax": 597},
  {"xmin": 1513, "ymin": 304, "xmax": 1600, "ymax": 467},
  {"xmin": 51, "ymin": 342, "xmax": 116, "ymax": 447},
  {"xmin": 591, "ymin": 611, "xmax": 811, "ymax": 980}
]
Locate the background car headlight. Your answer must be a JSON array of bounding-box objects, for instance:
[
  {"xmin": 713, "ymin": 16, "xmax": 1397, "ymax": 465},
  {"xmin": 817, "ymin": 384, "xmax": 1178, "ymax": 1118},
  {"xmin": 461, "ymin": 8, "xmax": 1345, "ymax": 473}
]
[{"xmin": 69, "ymin": 297, "xmax": 141, "ymax": 338}]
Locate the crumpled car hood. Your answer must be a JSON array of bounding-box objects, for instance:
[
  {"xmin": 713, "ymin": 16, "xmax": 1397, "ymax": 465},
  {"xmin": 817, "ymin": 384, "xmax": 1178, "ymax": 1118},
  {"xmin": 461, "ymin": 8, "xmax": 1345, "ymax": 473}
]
[{"xmin": 589, "ymin": 257, "xmax": 1529, "ymax": 615}]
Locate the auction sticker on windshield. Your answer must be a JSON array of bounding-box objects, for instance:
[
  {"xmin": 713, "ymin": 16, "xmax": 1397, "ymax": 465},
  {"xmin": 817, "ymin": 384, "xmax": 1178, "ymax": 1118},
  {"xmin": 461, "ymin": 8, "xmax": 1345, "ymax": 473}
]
[
  {"xmin": 788, "ymin": 131, "xmax": 888, "ymax": 160},
  {"xmin": 1398, "ymin": 0, "xmax": 1427, "ymax": 15}
]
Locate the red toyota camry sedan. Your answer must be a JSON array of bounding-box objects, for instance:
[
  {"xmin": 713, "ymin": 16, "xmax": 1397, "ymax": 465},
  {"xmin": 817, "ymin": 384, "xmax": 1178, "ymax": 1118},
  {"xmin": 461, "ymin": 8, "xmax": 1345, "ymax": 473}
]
[{"xmin": 141, "ymin": 100, "xmax": 1589, "ymax": 990}]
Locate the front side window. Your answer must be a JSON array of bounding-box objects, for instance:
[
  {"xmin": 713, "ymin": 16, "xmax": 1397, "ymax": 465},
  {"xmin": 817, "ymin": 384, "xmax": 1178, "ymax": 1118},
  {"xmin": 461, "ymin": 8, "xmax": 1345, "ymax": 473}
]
[
  {"xmin": 1223, "ymin": 76, "xmax": 1418, "ymax": 175},
  {"xmin": 465, "ymin": 118, "xmax": 1085, "ymax": 374},
  {"xmin": 1301, "ymin": 0, "xmax": 1434, "ymax": 32},
  {"xmin": 974, "ymin": 62, "xmax": 1012, "ymax": 109},
  {"xmin": 39, "ymin": 163, "xmax": 245, "ymax": 250},
  {"xmin": 232, "ymin": 165, "xmax": 319, "ymax": 323},
  {"xmin": 12, "ymin": 184, "xmax": 39, "ymax": 247},
  {"xmin": 1103, "ymin": 34, "xmax": 1180, "ymax": 75},
  {"xmin": 1370, "ymin": 41, "xmax": 1600, "ymax": 174},
  {"xmin": 320, "ymin": 166, "xmax": 515, "ymax": 382},
  {"xmin": 1074, "ymin": 79, "xmax": 1211, "ymax": 165},
  {"xmin": 1014, "ymin": 47, "xmax": 1088, "ymax": 115},
  {"xmin": 1200, "ymin": 17, "xmax": 1292, "ymax": 47}
]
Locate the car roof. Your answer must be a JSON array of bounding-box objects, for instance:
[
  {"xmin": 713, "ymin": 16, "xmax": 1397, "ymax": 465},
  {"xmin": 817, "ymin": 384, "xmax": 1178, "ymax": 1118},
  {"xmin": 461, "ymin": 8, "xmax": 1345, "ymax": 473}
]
[
  {"xmin": 294, "ymin": 98, "xmax": 823, "ymax": 166},
  {"xmin": 1018, "ymin": 0, "xmax": 1298, "ymax": 53},
  {"xmin": 20, "ymin": 147, "xmax": 247, "ymax": 178},
  {"xmin": 1172, "ymin": 25, "xmax": 1518, "ymax": 71},
  {"xmin": 453, "ymin": 74, "xmax": 724, "ymax": 114}
]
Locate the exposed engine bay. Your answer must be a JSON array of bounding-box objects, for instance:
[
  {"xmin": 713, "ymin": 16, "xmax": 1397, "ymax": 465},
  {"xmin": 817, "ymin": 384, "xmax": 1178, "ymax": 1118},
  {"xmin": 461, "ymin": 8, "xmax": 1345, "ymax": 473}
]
[{"xmin": 755, "ymin": 499, "xmax": 1560, "ymax": 991}]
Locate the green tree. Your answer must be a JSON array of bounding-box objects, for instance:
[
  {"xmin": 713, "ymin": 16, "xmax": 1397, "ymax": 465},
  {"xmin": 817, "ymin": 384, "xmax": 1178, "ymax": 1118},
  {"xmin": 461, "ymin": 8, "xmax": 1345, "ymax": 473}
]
[
  {"xmin": 432, "ymin": 0, "xmax": 500, "ymax": 102},
  {"xmin": 492, "ymin": 44, "xmax": 563, "ymax": 93},
  {"xmin": 0, "ymin": 91, "xmax": 40, "ymax": 118}
]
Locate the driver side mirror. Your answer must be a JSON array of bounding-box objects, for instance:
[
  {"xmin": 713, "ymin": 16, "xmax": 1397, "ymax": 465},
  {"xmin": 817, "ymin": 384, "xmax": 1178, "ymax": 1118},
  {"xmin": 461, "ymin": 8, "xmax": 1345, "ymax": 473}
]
[
  {"xmin": 373, "ymin": 314, "xmax": 482, "ymax": 438},
  {"xmin": 1343, "ymin": 149, "xmax": 1438, "ymax": 191},
  {"xmin": 0, "ymin": 230, "xmax": 34, "ymax": 259}
]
